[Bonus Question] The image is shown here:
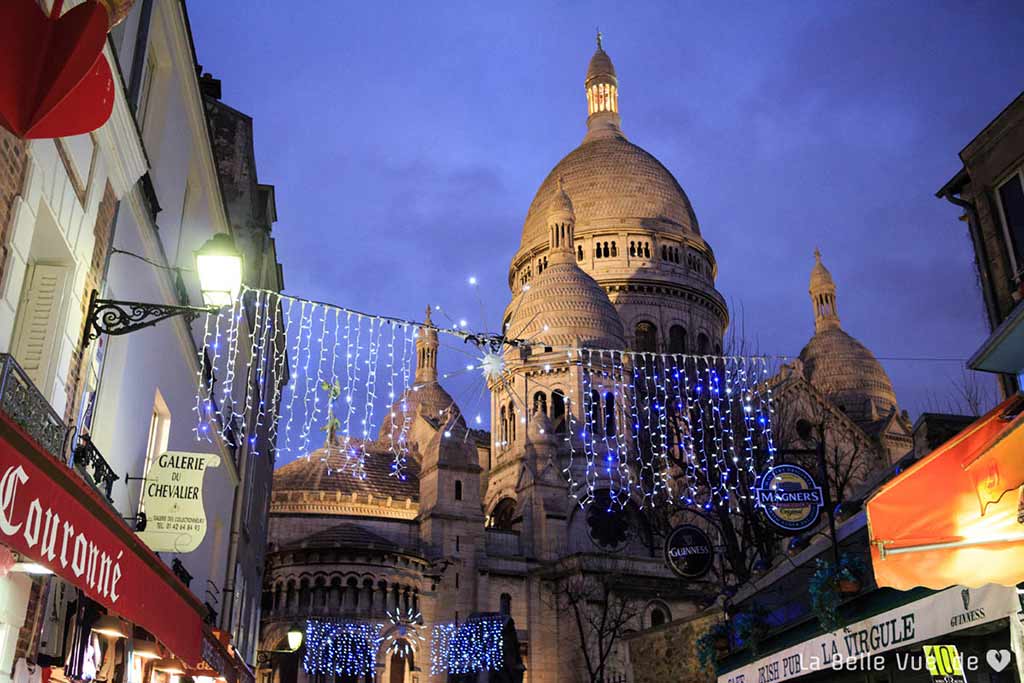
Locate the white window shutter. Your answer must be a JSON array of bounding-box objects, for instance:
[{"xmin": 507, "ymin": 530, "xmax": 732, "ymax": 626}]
[{"xmin": 13, "ymin": 263, "xmax": 69, "ymax": 390}]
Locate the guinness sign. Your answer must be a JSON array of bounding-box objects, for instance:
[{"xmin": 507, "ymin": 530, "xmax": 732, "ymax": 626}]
[
  {"xmin": 755, "ymin": 464, "xmax": 823, "ymax": 533},
  {"xmin": 665, "ymin": 524, "xmax": 714, "ymax": 579}
]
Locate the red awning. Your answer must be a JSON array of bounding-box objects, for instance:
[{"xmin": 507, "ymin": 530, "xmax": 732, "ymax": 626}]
[
  {"xmin": 0, "ymin": 412, "xmax": 205, "ymax": 664},
  {"xmin": 867, "ymin": 394, "xmax": 1024, "ymax": 590}
]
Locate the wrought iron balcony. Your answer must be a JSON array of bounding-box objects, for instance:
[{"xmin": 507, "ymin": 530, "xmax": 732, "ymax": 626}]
[
  {"xmin": 0, "ymin": 353, "xmax": 68, "ymax": 459},
  {"xmin": 72, "ymin": 433, "xmax": 120, "ymax": 501}
]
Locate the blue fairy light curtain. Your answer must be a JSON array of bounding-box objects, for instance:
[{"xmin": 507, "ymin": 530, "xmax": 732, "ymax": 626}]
[
  {"xmin": 303, "ymin": 619, "xmax": 383, "ymax": 678},
  {"xmin": 430, "ymin": 615, "xmax": 506, "ymax": 675},
  {"xmin": 564, "ymin": 350, "xmax": 778, "ymax": 513},
  {"xmin": 195, "ymin": 287, "xmax": 780, "ymax": 511}
]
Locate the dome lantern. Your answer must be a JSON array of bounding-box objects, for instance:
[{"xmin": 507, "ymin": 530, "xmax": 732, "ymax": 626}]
[
  {"xmin": 585, "ymin": 31, "xmax": 621, "ymax": 139},
  {"xmin": 809, "ymin": 248, "xmax": 840, "ymax": 333}
]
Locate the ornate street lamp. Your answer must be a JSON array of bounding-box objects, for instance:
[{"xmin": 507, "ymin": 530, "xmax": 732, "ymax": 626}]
[{"xmin": 83, "ymin": 234, "xmax": 243, "ymax": 346}]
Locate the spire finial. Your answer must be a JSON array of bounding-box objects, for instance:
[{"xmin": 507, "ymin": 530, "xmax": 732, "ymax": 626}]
[
  {"xmin": 425, "ymin": 305, "xmax": 433, "ymax": 325},
  {"xmin": 596, "ymin": 28, "xmax": 603, "ymax": 49},
  {"xmin": 814, "ymin": 247, "xmax": 822, "ymax": 262}
]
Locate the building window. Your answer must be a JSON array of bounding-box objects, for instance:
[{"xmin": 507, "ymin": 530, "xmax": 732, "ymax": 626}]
[
  {"xmin": 137, "ymin": 50, "xmax": 157, "ymax": 130},
  {"xmin": 997, "ymin": 169, "xmax": 1024, "ymax": 278},
  {"xmin": 578, "ymin": 245, "xmax": 584, "ymax": 261},
  {"xmin": 454, "ymin": 480, "xmax": 463, "ymax": 501},
  {"xmin": 611, "ymin": 242, "xmax": 617, "ymax": 257},
  {"xmin": 635, "ymin": 321, "xmax": 658, "ymax": 353},
  {"xmin": 500, "ymin": 593, "xmax": 512, "ymax": 616},
  {"xmin": 604, "ymin": 391, "xmax": 616, "ymax": 436},
  {"xmin": 649, "ymin": 605, "xmax": 669, "ymax": 627},
  {"xmin": 668, "ymin": 325, "xmax": 687, "ymax": 354},
  {"xmin": 551, "ymin": 390, "xmax": 567, "ymax": 433},
  {"xmin": 697, "ymin": 332, "xmax": 710, "ymax": 355},
  {"xmin": 139, "ymin": 391, "xmax": 171, "ymax": 515},
  {"xmin": 533, "ymin": 391, "xmax": 547, "ymax": 416}
]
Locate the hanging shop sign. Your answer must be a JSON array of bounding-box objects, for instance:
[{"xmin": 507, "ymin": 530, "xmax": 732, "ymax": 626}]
[
  {"xmin": 0, "ymin": 413, "xmax": 204, "ymax": 664},
  {"xmin": 754, "ymin": 464, "xmax": 823, "ymax": 533},
  {"xmin": 717, "ymin": 583, "xmax": 1016, "ymax": 683},
  {"xmin": 664, "ymin": 524, "xmax": 714, "ymax": 579},
  {"xmin": 137, "ymin": 451, "xmax": 220, "ymax": 553}
]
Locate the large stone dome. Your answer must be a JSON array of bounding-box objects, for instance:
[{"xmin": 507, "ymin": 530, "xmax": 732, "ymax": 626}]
[
  {"xmin": 799, "ymin": 329, "xmax": 898, "ymax": 422},
  {"xmin": 519, "ymin": 135, "xmax": 700, "ymax": 250},
  {"xmin": 506, "ymin": 250, "xmax": 625, "ymax": 350}
]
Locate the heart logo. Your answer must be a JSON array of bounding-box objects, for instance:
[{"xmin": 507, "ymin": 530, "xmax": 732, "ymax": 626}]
[
  {"xmin": 987, "ymin": 649, "xmax": 1011, "ymax": 672},
  {"xmin": 0, "ymin": 0, "xmax": 113, "ymax": 139}
]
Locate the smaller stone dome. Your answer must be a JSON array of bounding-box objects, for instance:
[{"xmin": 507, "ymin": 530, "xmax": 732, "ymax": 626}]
[
  {"xmin": 549, "ymin": 177, "xmax": 575, "ymax": 222},
  {"xmin": 799, "ymin": 329, "xmax": 898, "ymax": 423},
  {"xmin": 506, "ymin": 252, "xmax": 625, "ymax": 350}
]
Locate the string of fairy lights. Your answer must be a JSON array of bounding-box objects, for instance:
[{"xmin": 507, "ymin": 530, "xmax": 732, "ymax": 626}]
[
  {"xmin": 301, "ymin": 614, "xmax": 505, "ymax": 677},
  {"xmin": 194, "ymin": 286, "xmax": 779, "ymax": 512}
]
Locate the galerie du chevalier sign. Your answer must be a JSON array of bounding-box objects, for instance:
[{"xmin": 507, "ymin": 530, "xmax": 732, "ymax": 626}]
[{"xmin": 137, "ymin": 451, "xmax": 220, "ymax": 553}]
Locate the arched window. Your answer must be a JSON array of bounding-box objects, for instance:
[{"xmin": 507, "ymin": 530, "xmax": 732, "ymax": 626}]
[
  {"xmin": 552, "ymin": 390, "xmax": 567, "ymax": 433},
  {"xmin": 661, "ymin": 245, "xmax": 667, "ymax": 260},
  {"xmin": 604, "ymin": 391, "xmax": 616, "ymax": 435},
  {"xmin": 489, "ymin": 498, "xmax": 517, "ymax": 530},
  {"xmin": 590, "ymin": 389, "xmax": 601, "ymax": 434},
  {"xmin": 669, "ymin": 325, "xmax": 687, "ymax": 354},
  {"xmin": 650, "ymin": 606, "xmax": 668, "ymax": 628},
  {"xmin": 643, "ymin": 242, "xmax": 651, "ymax": 258},
  {"xmin": 533, "ymin": 391, "xmax": 547, "ymax": 416},
  {"xmin": 697, "ymin": 332, "xmax": 710, "ymax": 355},
  {"xmin": 611, "ymin": 242, "xmax": 618, "ymax": 257},
  {"xmin": 454, "ymin": 480, "xmax": 463, "ymax": 501},
  {"xmin": 595, "ymin": 243, "xmax": 601, "ymax": 258},
  {"xmin": 578, "ymin": 245, "xmax": 584, "ymax": 261},
  {"xmin": 508, "ymin": 403, "xmax": 516, "ymax": 442},
  {"xmin": 603, "ymin": 242, "xmax": 610, "ymax": 258},
  {"xmin": 500, "ymin": 405, "xmax": 507, "ymax": 445},
  {"xmin": 635, "ymin": 321, "xmax": 658, "ymax": 353},
  {"xmin": 500, "ymin": 593, "xmax": 512, "ymax": 616},
  {"xmin": 629, "ymin": 241, "xmax": 636, "ymax": 257}
]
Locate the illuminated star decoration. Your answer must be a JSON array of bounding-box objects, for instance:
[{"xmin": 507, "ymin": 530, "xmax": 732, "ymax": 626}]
[
  {"xmin": 385, "ymin": 608, "xmax": 425, "ymax": 659},
  {"xmin": 478, "ymin": 350, "xmax": 505, "ymax": 383}
]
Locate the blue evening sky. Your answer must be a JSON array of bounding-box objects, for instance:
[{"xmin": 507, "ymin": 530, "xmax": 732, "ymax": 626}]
[{"xmin": 188, "ymin": 0, "xmax": 1024, "ymax": 421}]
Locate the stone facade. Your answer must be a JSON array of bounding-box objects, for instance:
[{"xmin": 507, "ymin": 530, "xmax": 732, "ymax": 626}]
[{"xmin": 623, "ymin": 611, "xmax": 720, "ymax": 683}]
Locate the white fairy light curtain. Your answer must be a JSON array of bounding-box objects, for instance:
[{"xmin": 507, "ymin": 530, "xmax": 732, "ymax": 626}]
[
  {"xmin": 564, "ymin": 350, "xmax": 778, "ymax": 512},
  {"xmin": 430, "ymin": 615, "xmax": 506, "ymax": 675},
  {"xmin": 193, "ymin": 286, "xmax": 474, "ymax": 480},
  {"xmin": 303, "ymin": 619, "xmax": 383, "ymax": 678},
  {"xmin": 194, "ymin": 288, "xmax": 780, "ymax": 510}
]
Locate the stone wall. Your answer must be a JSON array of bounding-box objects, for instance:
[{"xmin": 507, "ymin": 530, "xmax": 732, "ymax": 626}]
[{"xmin": 623, "ymin": 611, "xmax": 720, "ymax": 683}]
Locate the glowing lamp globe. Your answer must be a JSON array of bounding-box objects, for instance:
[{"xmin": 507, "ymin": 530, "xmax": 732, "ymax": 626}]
[
  {"xmin": 286, "ymin": 626, "xmax": 303, "ymax": 651},
  {"xmin": 195, "ymin": 234, "xmax": 243, "ymax": 308}
]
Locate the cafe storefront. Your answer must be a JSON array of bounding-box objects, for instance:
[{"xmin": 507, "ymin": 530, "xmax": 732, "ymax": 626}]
[
  {"xmin": 0, "ymin": 401, "xmax": 240, "ymax": 683},
  {"xmin": 717, "ymin": 583, "xmax": 1023, "ymax": 683}
]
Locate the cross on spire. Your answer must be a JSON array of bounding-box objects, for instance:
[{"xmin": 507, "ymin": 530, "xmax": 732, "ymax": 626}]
[{"xmin": 596, "ymin": 28, "xmax": 603, "ymax": 49}]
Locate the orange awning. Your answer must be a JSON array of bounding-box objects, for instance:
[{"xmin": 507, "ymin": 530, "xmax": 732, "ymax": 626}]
[{"xmin": 867, "ymin": 394, "xmax": 1024, "ymax": 590}]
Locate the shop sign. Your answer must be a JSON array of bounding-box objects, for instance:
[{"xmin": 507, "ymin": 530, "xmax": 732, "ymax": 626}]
[
  {"xmin": 137, "ymin": 451, "xmax": 220, "ymax": 553},
  {"xmin": 754, "ymin": 464, "xmax": 822, "ymax": 533},
  {"xmin": 664, "ymin": 524, "xmax": 714, "ymax": 579},
  {"xmin": 717, "ymin": 583, "xmax": 1016, "ymax": 683},
  {"xmin": 923, "ymin": 645, "xmax": 967, "ymax": 682},
  {"xmin": 0, "ymin": 417, "xmax": 203, "ymax": 664}
]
